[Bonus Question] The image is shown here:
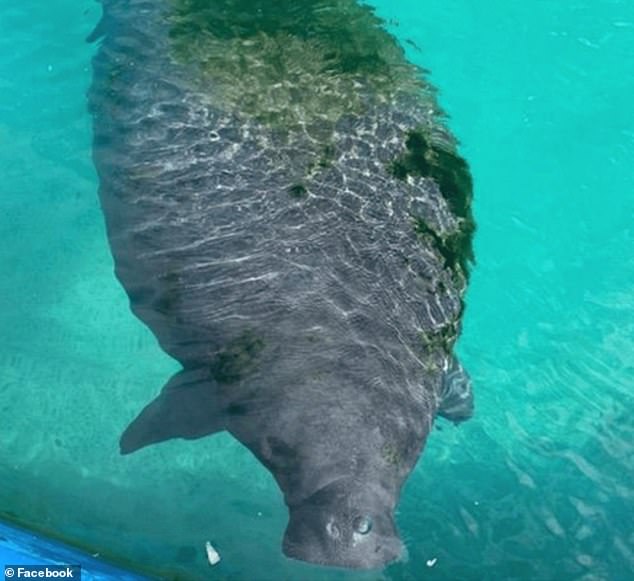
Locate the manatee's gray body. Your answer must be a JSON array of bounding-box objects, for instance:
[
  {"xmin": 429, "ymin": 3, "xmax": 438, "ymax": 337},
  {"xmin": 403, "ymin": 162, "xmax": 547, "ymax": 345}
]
[{"xmin": 89, "ymin": 0, "xmax": 474, "ymax": 570}]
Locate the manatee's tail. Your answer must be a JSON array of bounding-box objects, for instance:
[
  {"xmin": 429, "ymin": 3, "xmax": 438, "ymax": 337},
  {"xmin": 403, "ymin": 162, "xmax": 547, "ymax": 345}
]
[
  {"xmin": 120, "ymin": 368, "xmax": 226, "ymax": 454},
  {"xmin": 437, "ymin": 356, "xmax": 474, "ymax": 423}
]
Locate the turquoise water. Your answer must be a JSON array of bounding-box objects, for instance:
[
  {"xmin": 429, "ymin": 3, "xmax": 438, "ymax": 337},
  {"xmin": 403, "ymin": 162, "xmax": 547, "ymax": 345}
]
[{"xmin": 1, "ymin": 1, "xmax": 633, "ymax": 580}]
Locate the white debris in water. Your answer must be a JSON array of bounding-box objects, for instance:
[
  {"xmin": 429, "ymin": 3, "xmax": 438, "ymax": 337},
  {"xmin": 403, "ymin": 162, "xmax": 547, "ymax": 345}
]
[
  {"xmin": 205, "ymin": 541, "xmax": 221, "ymax": 566},
  {"xmin": 426, "ymin": 557, "xmax": 437, "ymax": 567}
]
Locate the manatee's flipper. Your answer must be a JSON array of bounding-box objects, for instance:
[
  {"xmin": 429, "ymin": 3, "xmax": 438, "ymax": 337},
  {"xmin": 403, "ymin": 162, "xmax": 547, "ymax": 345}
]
[
  {"xmin": 437, "ymin": 356, "xmax": 474, "ymax": 423},
  {"xmin": 120, "ymin": 368, "xmax": 225, "ymax": 454},
  {"xmin": 86, "ymin": 9, "xmax": 110, "ymax": 44}
]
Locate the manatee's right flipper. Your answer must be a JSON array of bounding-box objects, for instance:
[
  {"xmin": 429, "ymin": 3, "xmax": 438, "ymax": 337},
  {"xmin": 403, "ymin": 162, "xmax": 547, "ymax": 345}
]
[
  {"xmin": 120, "ymin": 368, "xmax": 226, "ymax": 454},
  {"xmin": 437, "ymin": 356, "xmax": 474, "ymax": 423}
]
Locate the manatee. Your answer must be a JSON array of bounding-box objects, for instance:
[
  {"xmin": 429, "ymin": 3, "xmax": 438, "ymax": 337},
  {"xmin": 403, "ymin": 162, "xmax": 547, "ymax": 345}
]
[{"xmin": 88, "ymin": 0, "xmax": 476, "ymax": 570}]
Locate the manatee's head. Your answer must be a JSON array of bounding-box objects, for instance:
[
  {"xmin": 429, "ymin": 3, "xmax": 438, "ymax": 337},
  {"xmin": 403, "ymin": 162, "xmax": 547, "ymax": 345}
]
[{"xmin": 282, "ymin": 478, "xmax": 404, "ymax": 569}]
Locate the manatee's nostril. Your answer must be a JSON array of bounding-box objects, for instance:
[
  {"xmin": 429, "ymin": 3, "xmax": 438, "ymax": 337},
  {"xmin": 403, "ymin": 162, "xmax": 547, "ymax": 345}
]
[{"xmin": 326, "ymin": 521, "xmax": 341, "ymax": 539}]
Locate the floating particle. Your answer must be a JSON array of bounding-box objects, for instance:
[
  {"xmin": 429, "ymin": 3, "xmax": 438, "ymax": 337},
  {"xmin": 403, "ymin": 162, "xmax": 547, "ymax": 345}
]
[{"xmin": 205, "ymin": 541, "xmax": 220, "ymax": 566}]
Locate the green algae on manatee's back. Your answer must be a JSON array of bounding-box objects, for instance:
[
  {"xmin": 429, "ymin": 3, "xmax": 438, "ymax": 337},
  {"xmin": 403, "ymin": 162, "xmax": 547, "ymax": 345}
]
[
  {"xmin": 166, "ymin": 0, "xmax": 432, "ymax": 130},
  {"xmin": 391, "ymin": 129, "xmax": 476, "ymax": 278},
  {"xmin": 166, "ymin": 0, "xmax": 476, "ymax": 282}
]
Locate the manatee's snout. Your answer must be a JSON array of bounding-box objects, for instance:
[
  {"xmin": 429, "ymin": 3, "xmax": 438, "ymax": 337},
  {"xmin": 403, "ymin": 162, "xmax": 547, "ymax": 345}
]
[
  {"xmin": 282, "ymin": 481, "xmax": 404, "ymax": 569},
  {"xmin": 283, "ymin": 507, "xmax": 404, "ymax": 569}
]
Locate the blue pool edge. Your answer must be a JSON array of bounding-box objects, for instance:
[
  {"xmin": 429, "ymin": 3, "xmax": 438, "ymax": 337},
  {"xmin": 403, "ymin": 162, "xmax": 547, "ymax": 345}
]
[{"xmin": 0, "ymin": 520, "xmax": 150, "ymax": 580}]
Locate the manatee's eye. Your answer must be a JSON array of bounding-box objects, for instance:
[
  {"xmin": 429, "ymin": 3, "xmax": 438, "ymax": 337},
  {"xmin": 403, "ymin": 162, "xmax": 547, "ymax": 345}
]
[
  {"xmin": 353, "ymin": 515, "xmax": 373, "ymax": 535},
  {"xmin": 326, "ymin": 520, "xmax": 341, "ymax": 539}
]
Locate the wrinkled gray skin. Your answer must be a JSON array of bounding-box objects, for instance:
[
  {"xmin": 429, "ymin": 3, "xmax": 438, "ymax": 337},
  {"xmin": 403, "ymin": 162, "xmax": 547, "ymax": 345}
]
[{"xmin": 89, "ymin": 0, "xmax": 474, "ymax": 570}]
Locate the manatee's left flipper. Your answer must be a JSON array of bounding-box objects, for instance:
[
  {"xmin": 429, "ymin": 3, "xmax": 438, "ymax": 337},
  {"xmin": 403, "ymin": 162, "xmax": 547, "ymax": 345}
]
[
  {"xmin": 120, "ymin": 368, "xmax": 226, "ymax": 455},
  {"xmin": 437, "ymin": 356, "xmax": 474, "ymax": 423}
]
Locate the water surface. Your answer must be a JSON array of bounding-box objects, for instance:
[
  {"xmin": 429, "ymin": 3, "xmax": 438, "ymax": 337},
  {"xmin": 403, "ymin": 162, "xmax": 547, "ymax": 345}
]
[{"xmin": 1, "ymin": 0, "xmax": 633, "ymax": 579}]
